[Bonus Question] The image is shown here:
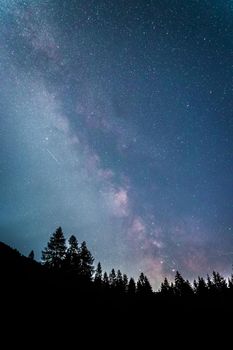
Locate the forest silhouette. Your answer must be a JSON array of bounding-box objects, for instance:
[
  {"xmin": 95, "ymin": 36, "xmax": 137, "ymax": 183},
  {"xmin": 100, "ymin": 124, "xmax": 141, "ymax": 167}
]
[{"xmin": 1, "ymin": 226, "xmax": 233, "ymax": 330}]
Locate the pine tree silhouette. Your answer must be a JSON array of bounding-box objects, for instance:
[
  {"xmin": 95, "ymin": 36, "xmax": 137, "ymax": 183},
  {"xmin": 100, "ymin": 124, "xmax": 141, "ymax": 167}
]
[
  {"xmin": 109, "ymin": 268, "xmax": 117, "ymax": 288},
  {"xmin": 128, "ymin": 277, "xmax": 136, "ymax": 296},
  {"xmin": 103, "ymin": 271, "xmax": 110, "ymax": 290},
  {"xmin": 174, "ymin": 271, "xmax": 193, "ymax": 296},
  {"xmin": 137, "ymin": 273, "xmax": 153, "ymax": 296},
  {"xmin": 116, "ymin": 269, "xmax": 124, "ymax": 293},
  {"xmin": 66, "ymin": 235, "xmax": 81, "ymax": 275},
  {"xmin": 94, "ymin": 262, "xmax": 103, "ymax": 289},
  {"xmin": 79, "ymin": 241, "xmax": 94, "ymax": 280},
  {"xmin": 160, "ymin": 277, "xmax": 174, "ymax": 296},
  {"xmin": 122, "ymin": 274, "xmax": 128, "ymax": 293},
  {"xmin": 193, "ymin": 277, "xmax": 208, "ymax": 296},
  {"xmin": 212, "ymin": 271, "xmax": 228, "ymax": 294},
  {"xmin": 41, "ymin": 227, "xmax": 66, "ymax": 269}
]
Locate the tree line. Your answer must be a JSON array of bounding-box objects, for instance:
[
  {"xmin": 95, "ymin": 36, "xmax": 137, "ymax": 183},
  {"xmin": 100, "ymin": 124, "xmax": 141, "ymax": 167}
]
[
  {"xmin": 160, "ymin": 270, "xmax": 233, "ymax": 297},
  {"xmin": 33, "ymin": 226, "xmax": 233, "ymax": 297},
  {"xmin": 40, "ymin": 226, "xmax": 153, "ymax": 296}
]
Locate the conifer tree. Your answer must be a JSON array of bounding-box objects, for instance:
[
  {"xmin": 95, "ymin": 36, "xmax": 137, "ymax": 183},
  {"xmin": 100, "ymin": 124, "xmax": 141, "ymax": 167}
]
[
  {"xmin": 94, "ymin": 262, "xmax": 103, "ymax": 288},
  {"xmin": 128, "ymin": 277, "xmax": 136, "ymax": 295},
  {"xmin": 103, "ymin": 271, "xmax": 110, "ymax": 290},
  {"xmin": 66, "ymin": 235, "xmax": 81, "ymax": 273},
  {"xmin": 79, "ymin": 241, "xmax": 94, "ymax": 280},
  {"xmin": 109, "ymin": 268, "xmax": 117, "ymax": 288},
  {"xmin": 116, "ymin": 269, "xmax": 123, "ymax": 290},
  {"xmin": 160, "ymin": 277, "xmax": 173, "ymax": 296},
  {"xmin": 193, "ymin": 276, "xmax": 207, "ymax": 296},
  {"xmin": 137, "ymin": 272, "xmax": 153, "ymax": 296},
  {"xmin": 41, "ymin": 227, "xmax": 66, "ymax": 269},
  {"xmin": 122, "ymin": 274, "xmax": 128, "ymax": 292},
  {"xmin": 174, "ymin": 271, "xmax": 193, "ymax": 296}
]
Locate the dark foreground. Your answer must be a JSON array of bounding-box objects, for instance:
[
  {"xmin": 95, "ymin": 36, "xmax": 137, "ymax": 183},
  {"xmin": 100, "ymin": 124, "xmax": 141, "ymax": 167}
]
[{"xmin": 1, "ymin": 241, "xmax": 232, "ymax": 343}]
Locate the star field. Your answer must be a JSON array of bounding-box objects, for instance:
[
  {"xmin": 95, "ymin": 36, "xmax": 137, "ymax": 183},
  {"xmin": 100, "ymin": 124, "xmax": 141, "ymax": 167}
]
[{"xmin": 0, "ymin": 0, "xmax": 233, "ymax": 288}]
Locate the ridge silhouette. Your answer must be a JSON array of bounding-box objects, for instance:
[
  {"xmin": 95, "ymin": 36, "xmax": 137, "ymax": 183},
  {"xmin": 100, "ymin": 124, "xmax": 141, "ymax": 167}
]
[{"xmin": 1, "ymin": 226, "xmax": 233, "ymax": 336}]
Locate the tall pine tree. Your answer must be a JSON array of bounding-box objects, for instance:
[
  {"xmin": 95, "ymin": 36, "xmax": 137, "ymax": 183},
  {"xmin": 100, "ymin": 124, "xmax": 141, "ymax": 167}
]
[
  {"xmin": 128, "ymin": 277, "xmax": 136, "ymax": 295},
  {"xmin": 103, "ymin": 272, "xmax": 110, "ymax": 290},
  {"xmin": 66, "ymin": 235, "xmax": 81, "ymax": 274},
  {"xmin": 160, "ymin": 277, "xmax": 174, "ymax": 296},
  {"xmin": 174, "ymin": 271, "xmax": 193, "ymax": 296},
  {"xmin": 136, "ymin": 273, "xmax": 153, "ymax": 296},
  {"xmin": 79, "ymin": 241, "xmax": 94, "ymax": 280},
  {"xmin": 109, "ymin": 268, "xmax": 117, "ymax": 288},
  {"xmin": 94, "ymin": 262, "xmax": 103, "ymax": 289},
  {"xmin": 122, "ymin": 274, "xmax": 128, "ymax": 293},
  {"xmin": 41, "ymin": 227, "xmax": 66, "ymax": 269}
]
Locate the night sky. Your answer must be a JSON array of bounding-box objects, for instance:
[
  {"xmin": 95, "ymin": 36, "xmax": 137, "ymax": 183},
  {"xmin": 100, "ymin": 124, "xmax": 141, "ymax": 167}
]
[{"xmin": 0, "ymin": 0, "xmax": 233, "ymax": 288}]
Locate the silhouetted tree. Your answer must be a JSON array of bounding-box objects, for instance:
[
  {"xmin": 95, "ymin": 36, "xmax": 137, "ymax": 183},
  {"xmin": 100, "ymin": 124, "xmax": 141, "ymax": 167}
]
[
  {"xmin": 174, "ymin": 271, "xmax": 193, "ymax": 296},
  {"xmin": 144, "ymin": 275, "xmax": 153, "ymax": 295},
  {"xmin": 207, "ymin": 274, "xmax": 216, "ymax": 296},
  {"xmin": 116, "ymin": 269, "xmax": 124, "ymax": 293},
  {"xmin": 137, "ymin": 273, "xmax": 153, "ymax": 296},
  {"xmin": 128, "ymin": 277, "xmax": 136, "ymax": 295},
  {"xmin": 212, "ymin": 271, "xmax": 227, "ymax": 294},
  {"xmin": 207, "ymin": 274, "xmax": 213, "ymax": 289},
  {"xmin": 193, "ymin": 277, "xmax": 208, "ymax": 296},
  {"xmin": 28, "ymin": 250, "xmax": 34, "ymax": 260},
  {"xmin": 160, "ymin": 277, "xmax": 174, "ymax": 296},
  {"xmin": 184, "ymin": 279, "xmax": 193, "ymax": 295},
  {"xmin": 161, "ymin": 277, "xmax": 169, "ymax": 293},
  {"xmin": 103, "ymin": 271, "xmax": 110, "ymax": 290},
  {"xmin": 94, "ymin": 262, "xmax": 103, "ymax": 289},
  {"xmin": 122, "ymin": 274, "xmax": 128, "ymax": 292},
  {"xmin": 79, "ymin": 241, "xmax": 94, "ymax": 280},
  {"xmin": 41, "ymin": 227, "xmax": 66, "ymax": 269},
  {"xmin": 170, "ymin": 282, "xmax": 175, "ymax": 294},
  {"xmin": 109, "ymin": 268, "xmax": 117, "ymax": 288},
  {"xmin": 174, "ymin": 271, "xmax": 184, "ymax": 295},
  {"xmin": 66, "ymin": 235, "xmax": 81, "ymax": 274}
]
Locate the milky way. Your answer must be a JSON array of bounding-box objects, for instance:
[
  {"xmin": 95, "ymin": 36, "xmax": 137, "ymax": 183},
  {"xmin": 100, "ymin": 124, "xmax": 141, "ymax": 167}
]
[{"xmin": 0, "ymin": 0, "xmax": 233, "ymax": 288}]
